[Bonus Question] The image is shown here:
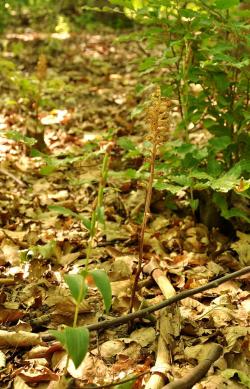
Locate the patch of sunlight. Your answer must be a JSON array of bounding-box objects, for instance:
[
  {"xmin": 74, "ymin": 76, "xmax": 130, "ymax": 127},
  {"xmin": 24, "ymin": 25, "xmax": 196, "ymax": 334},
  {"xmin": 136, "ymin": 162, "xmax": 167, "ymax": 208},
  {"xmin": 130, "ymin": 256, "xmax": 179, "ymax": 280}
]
[{"xmin": 40, "ymin": 109, "xmax": 70, "ymax": 125}]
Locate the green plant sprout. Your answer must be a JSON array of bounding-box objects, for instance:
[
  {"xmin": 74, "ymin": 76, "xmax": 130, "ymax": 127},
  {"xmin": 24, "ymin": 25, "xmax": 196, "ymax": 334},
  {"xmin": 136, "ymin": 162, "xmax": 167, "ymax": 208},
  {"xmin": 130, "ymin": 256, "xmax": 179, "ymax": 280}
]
[{"xmin": 49, "ymin": 145, "xmax": 112, "ymax": 371}]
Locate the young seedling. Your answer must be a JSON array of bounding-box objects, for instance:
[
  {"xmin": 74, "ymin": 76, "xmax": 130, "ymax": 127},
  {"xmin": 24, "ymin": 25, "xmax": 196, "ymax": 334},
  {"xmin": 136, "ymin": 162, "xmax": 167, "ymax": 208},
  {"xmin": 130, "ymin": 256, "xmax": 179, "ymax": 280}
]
[{"xmin": 49, "ymin": 145, "xmax": 112, "ymax": 372}]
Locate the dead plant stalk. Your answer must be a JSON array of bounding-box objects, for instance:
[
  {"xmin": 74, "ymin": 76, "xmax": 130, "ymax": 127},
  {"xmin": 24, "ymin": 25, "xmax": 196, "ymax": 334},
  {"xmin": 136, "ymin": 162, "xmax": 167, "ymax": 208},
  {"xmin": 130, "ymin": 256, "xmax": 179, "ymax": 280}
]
[{"xmin": 129, "ymin": 87, "xmax": 170, "ymax": 313}]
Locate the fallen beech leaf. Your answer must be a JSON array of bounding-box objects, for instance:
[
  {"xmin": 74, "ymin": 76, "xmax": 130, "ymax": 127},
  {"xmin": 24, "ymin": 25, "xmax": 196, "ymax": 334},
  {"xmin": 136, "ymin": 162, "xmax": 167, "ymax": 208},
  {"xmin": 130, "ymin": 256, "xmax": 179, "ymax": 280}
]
[
  {"xmin": 1, "ymin": 243, "xmax": 20, "ymax": 265},
  {"xmin": 1, "ymin": 229, "xmax": 27, "ymax": 241},
  {"xmin": 0, "ymin": 330, "xmax": 41, "ymax": 347},
  {"xmin": 231, "ymin": 231, "xmax": 250, "ymax": 265},
  {"xmin": 67, "ymin": 354, "xmax": 107, "ymax": 381},
  {"xmin": 0, "ymin": 307, "xmax": 24, "ymax": 323},
  {"xmin": 15, "ymin": 366, "xmax": 59, "ymax": 382},
  {"xmin": 111, "ymin": 279, "xmax": 131, "ymax": 297},
  {"xmin": 13, "ymin": 376, "xmax": 31, "ymax": 389},
  {"xmin": 25, "ymin": 345, "xmax": 50, "ymax": 359},
  {"xmin": 224, "ymin": 326, "xmax": 250, "ymax": 352},
  {"xmin": 184, "ymin": 343, "xmax": 222, "ymax": 362},
  {"xmin": 130, "ymin": 327, "xmax": 156, "ymax": 347},
  {"xmin": 99, "ymin": 339, "xmax": 125, "ymax": 358},
  {"xmin": 58, "ymin": 251, "xmax": 80, "ymax": 266}
]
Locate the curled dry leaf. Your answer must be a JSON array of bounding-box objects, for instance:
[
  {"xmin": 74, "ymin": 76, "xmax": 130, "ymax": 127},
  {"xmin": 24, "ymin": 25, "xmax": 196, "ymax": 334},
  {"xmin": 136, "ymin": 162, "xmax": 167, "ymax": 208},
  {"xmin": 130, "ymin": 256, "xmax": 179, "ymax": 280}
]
[
  {"xmin": 67, "ymin": 354, "xmax": 107, "ymax": 381},
  {"xmin": 14, "ymin": 366, "xmax": 59, "ymax": 383},
  {"xmin": 223, "ymin": 326, "xmax": 250, "ymax": 352},
  {"xmin": 110, "ymin": 256, "xmax": 134, "ymax": 281},
  {"xmin": 0, "ymin": 330, "xmax": 41, "ymax": 347},
  {"xmin": 130, "ymin": 327, "xmax": 156, "ymax": 347},
  {"xmin": 184, "ymin": 342, "xmax": 222, "ymax": 362},
  {"xmin": 231, "ymin": 231, "xmax": 250, "ymax": 265},
  {"xmin": 111, "ymin": 279, "xmax": 131, "ymax": 297},
  {"xmin": 0, "ymin": 307, "xmax": 24, "ymax": 323},
  {"xmin": 13, "ymin": 376, "xmax": 31, "ymax": 389},
  {"xmin": 99, "ymin": 339, "xmax": 125, "ymax": 359}
]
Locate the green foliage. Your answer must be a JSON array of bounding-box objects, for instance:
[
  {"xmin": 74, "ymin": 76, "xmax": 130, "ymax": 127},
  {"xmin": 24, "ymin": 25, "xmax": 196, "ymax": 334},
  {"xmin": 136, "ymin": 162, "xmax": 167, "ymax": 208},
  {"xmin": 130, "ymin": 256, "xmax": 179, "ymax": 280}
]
[
  {"xmin": 21, "ymin": 240, "xmax": 58, "ymax": 261},
  {"xmin": 215, "ymin": 0, "xmax": 239, "ymax": 9},
  {"xmin": 222, "ymin": 369, "xmax": 250, "ymax": 388},
  {"xmin": 5, "ymin": 130, "xmax": 37, "ymax": 147},
  {"xmin": 112, "ymin": 0, "xmax": 250, "ymax": 224},
  {"xmin": 50, "ymin": 326, "xmax": 89, "ymax": 369},
  {"xmin": 50, "ymin": 268, "xmax": 112, "ymax": 368},
  {"xmin": 87, "ymin": 269, "xmax": 112, "ymax": 313},
  {"xmin": 48, "ymin": 148, "xmax": 112, "ymax": 371},
  {"xmin": 48, "ymin": 205, "xmax": 91, "ymax": 230},
  {"xmin": 64, "ymin": 274, "xmax": 88, "ymax": 304}
]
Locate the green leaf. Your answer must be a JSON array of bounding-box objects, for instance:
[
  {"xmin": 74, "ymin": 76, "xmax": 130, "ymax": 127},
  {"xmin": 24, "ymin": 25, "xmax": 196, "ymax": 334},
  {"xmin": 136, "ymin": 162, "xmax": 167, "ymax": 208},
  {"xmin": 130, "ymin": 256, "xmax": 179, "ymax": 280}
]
[
  {"xmin": 208, "ymin": 136, "xmax": 232, "ymax": 152},
  {"xmin": 96, "ymin": 206, "xmax": 105, "ymax": 225},
  {"xmin": 213, "ymin": 193, "xmax": 250, "ymax": 223},
  {"xmin": 78, "ymin": 215, "xmax": 92, "ymax": 230},
  {"xmin": 124, "ymin": 169, "xmax": 137, "ymax": 179},
  {"xmin": 190, "ymin": 199, "xmax": 199, "ymax": 212},
  {"xmin": 5, "ymin": 130, "xmax": 37, "ymax": 147},
  {"xmin": 49, "ymin": 205, "xmax": 78, "ymax": 218},
  {"xmin": 49, "ymin": 329, "xmax": 66, "ymax": 346},
  {"xmin": 211, "ymin": 164, "xmax": 243, "ymax": 192},
  {"xmin": 48, "ymin": 206, "xmax": 90, "ymax": 230},
  {"xmin": 88, "ymin": 270, "xmax": 112, "ymax": 313},
  {"xmin": 153, "ymin": 181, "xmax": 183, "ymax": 194},
  {"xmin": 207, "ymin": 156, "xmax": 223, "ymax": 177},
  {"xmin": 118, "ymin": 137, "xmax": 136, "ymax": 151},
  {"xmin": 222, "ymin": 369, "xmax": 250, "ymax": 388},
  {"xmin": 40, "ymin": 165, "xmax": 57, "ymax": 175},
  {"xmin": 139, "ymin": 57, "xmax": 156, "ymax": 72},
  {"xmin": 64, "ymin": 274, "xmax": 88, "ymax": 304},
  {"xmin": 0, "ymin": 58, "xmax": 16, "ymax": 71},
  {"xmin": 64, "ymin": 327, "xmax": 89, "ymax": 369},
  {"xmin": 37, "ymin": 240, "xmax": 56, "ymax": 260},
  {"xmin": 214, "ymin": 0, "xmax": 239, "ymax": 9}
]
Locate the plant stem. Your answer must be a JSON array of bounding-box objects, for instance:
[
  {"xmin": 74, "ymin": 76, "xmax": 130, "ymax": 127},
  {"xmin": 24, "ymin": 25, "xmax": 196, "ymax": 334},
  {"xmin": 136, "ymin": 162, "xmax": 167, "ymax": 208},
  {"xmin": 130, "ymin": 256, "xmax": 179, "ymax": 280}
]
[
  {"xmin": 129, "ymin": 142, "xmax": 157, "ymax": 314},
  {"xmin": 85, "ymin": 152, "xmax": 110, "ymax": 270}
]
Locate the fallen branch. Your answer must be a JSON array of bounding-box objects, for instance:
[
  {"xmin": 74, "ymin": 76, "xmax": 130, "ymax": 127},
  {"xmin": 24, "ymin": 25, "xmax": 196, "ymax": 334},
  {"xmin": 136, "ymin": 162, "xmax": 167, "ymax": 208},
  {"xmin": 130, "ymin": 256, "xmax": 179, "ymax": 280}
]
[
  {"xmin": 144, "ymin": 258, "xmax": 180, "ymax": 389},
  {"xmin": 162, "ymin": 343, "xmax": 223, "ymax": 389},
  {"xmin": 86, "ymin": 266, "xmax": 250, "ymax": 332}
]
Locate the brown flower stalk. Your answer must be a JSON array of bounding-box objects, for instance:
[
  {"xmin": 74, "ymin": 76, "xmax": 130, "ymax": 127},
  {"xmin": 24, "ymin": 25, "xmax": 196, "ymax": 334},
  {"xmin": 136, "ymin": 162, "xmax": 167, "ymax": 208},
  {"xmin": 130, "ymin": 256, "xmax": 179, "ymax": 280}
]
[
  {"xmin": 129, "ymin": 86, "xmax": 171, "ymax": 315},
  {"xmin": 36, "ymin": 54, "xmax": 47, "ymax": 82}
]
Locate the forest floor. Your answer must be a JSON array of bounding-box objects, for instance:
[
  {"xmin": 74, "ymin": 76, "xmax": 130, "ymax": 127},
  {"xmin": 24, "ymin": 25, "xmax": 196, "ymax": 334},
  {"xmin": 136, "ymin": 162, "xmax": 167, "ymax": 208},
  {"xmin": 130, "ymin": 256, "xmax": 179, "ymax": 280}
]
[{"xmin": 0, "ymin": 24, "xmax": 249, "ymax": 389}]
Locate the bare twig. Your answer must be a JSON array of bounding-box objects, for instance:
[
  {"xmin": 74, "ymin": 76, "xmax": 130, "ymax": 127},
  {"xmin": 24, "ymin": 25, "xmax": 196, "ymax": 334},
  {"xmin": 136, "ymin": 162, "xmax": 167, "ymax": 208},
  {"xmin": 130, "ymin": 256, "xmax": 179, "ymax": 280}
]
[
  {"xmin": 162, "ymin": 343, "xmax": 223, "ymax": 389},
  {"xmin": 85, "ymin": 266, "xmax": 250, "ymax": 333},
  {"xmin": 41, "ymin": 266, "xmax": 250, "ymax": 343},
  {"xmin": 0, "ymin": 168, "xmax": 26, "ymax": 187}
]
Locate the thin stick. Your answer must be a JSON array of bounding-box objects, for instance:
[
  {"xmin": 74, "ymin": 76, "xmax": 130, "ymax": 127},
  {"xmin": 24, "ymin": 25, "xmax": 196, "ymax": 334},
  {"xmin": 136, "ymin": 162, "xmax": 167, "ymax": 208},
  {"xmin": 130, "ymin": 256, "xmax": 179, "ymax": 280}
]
[
  {"xmin": 0, "ymin": 168, "xmax": 26, "ymax": 187},
  {"xmin": 162, "ymin": 344, "xmax": 223, "ymax": 389},
  {"xmin": 85, "ymin": 266, "xmax": 250, "ymax": 333}
]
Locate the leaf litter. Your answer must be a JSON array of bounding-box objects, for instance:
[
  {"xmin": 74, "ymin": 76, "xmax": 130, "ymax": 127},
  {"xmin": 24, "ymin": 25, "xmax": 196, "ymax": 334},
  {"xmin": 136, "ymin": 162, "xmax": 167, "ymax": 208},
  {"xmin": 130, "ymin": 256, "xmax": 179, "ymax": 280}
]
[{"xmin": 0, "ymin": 24, "xmax": 249, "ymax": 389}]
